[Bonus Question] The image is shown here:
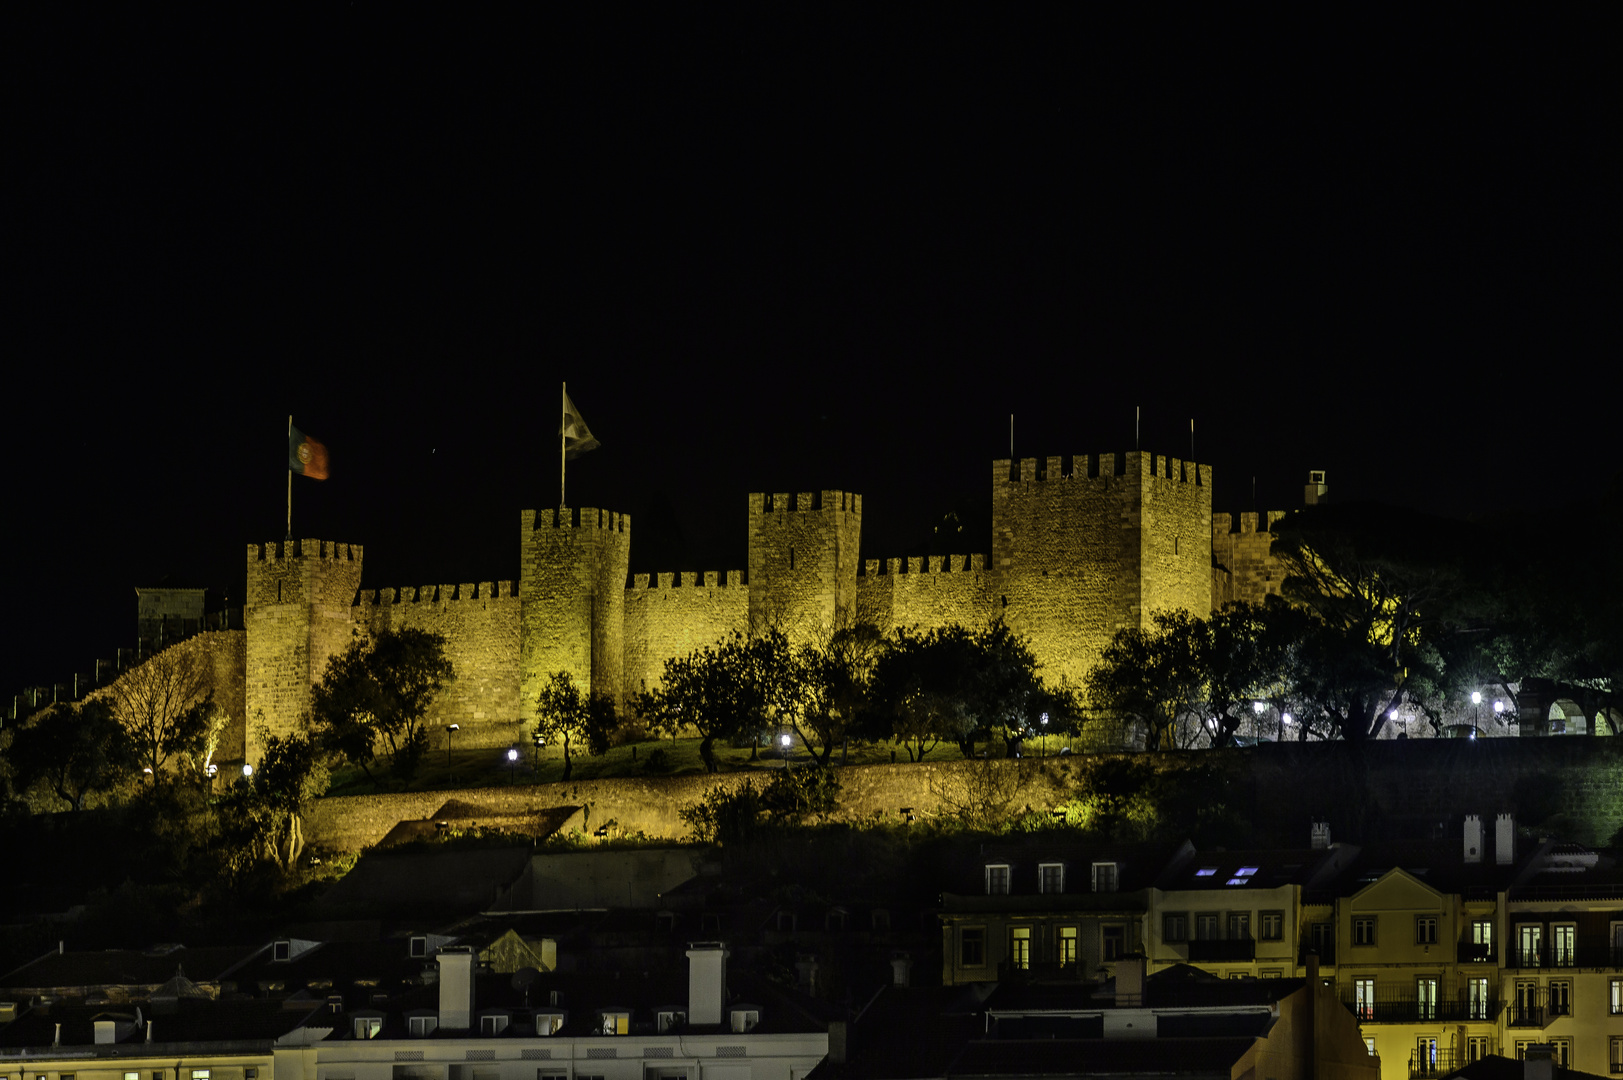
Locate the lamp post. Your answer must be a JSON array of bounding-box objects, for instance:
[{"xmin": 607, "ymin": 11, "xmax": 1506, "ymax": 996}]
[
  {"xmin": 532, "ymin": 731, "xmax": 545, "ymax": 771},
  {"xmin": 779, "ymin": 732, "xmax": 792, "ymax": 767},
  {"xmin": 507, "ymin": 747, "xmax": 519, "ymax": 784},
  {"xmin": 1253, "ymin": 700, "xmax": 1266, "ymax": 743},
  {"xmin": 1040, "ymin": 712, "xmax": 1049, "ymax": 758},
  {"xmin": 447, "ymin": 724, "xmax": 460, "ymax": 770}
]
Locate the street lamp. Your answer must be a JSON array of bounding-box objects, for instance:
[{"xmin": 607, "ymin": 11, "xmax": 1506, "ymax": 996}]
[
  {"xmin": 1040, "ymin": 712, "xmax": 1049, "ymax": 758},
  {"xmin": 507, "ymin": 747, "xmax": 519, "ymax": 784},
  {"xmin": 447, "ymin": 724, "xmax": 460, "ymax": 768},
  {"xmin": 779, "ymin": 732, "xmax": 791, "ymax": 767},
  {"xmin": 532, "ymin": 731, "xmax": 545, "ymax": 770},
  {"xmin": 242, "ymin": 763, "xmax": 253, "ymax": 778}
]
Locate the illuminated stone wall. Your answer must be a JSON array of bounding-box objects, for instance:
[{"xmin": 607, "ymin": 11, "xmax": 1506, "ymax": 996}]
[
  {"xmin": 355, "ymin": 581, "xmax": 523, "ymax": 749},
  {"xmin": 623, "ymin": 571, "xmax": 748, "ymax": 699},
  {"xmin": 747, "ymin": 491, "xmax": 862, "ymax": 642},
  {"xmin": 1211, "ymin": 510, "xmax": 1290, "ymax": 610},
  {"xmin": 856, "ymin": 555, "xmax": 992, "ymax": 633},
  {"xmin": 520, "ymin": 506, "xmax": 631, "ymax": 710}
]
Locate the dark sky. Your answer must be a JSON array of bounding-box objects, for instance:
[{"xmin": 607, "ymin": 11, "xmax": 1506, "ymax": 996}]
[{"xmin": 9, "ymin": 10, "xmax": 1616, "ymax": 698}]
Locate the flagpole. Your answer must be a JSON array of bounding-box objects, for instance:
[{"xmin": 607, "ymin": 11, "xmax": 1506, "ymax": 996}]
[
  {"xmin": 560, "ymin": 381, "xmax": 567, "ymax": 510},
  {"xmin": 286, "ymin": 414, "xmax": 293, "ymax": 542}
]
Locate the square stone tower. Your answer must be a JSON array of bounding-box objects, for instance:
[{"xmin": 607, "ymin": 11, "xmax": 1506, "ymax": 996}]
[
  {"xmin": 243, "ymin": 539, "xmax": 364, "ymax": 761},
  {"xmin": 990, "ymin": 452, "xmax": 1211, "ymax": 690},
  {"xmin": 747, "ymin": 490, "xmax": 862, "ymax": 643},
  {"xmin": 520, "ymin": 506, "xmax": 632, "ymax": 711}
]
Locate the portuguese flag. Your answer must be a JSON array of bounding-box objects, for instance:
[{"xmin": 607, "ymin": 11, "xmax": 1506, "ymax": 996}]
[{"xmin": 288, "ymin": 424, "xmax": 330, "ymax": 480}]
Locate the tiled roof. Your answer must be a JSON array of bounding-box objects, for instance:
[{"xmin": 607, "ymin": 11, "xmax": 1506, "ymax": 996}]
[{"xmin": 1, "ymin": 946, "xmax": 258, "ymax": 993}]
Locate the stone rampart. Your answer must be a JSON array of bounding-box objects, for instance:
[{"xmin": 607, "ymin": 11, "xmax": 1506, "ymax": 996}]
[
  {"xmin": 748, "ymin": 490, "xmax": 861, "ymax": 642},
  {"xmin": 300, "ymin": 739, "xmax": 1623, "ymax": 854},
  {"xmin": 623, "ymin": 571, "xmax": 748, "ymax": 698},
  {"xmin": 857, "ymin": 555, "xmax": 991, "ymax": 633},
  {"xmin": 1212, "ymin": 510, "xmax": 1290, "ymax": 610},
  {"xmin": 85, "ymin": 629, "xmax": 248, "ymax": 763},
  {"xmin": 356, "ymin": 581, "xmax": 522, "ymax": 749}
]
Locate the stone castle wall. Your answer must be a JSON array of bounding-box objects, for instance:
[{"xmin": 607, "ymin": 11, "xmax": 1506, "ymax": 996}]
[
  {"xmin": 86, "ymin": 629, "xmax": 248, "ymax": 762},
  {"xmin": 1212, "ymin": 510, "xmax": 1290, "ymax": 610},
  {"xmin": 1138, "ymin": 454, "xmax": 1213, "ymax": 620},
  {"xmin": 519, "ymin": 507, "xmax": 631, "ymax": 710},
  {"xmin": 623, "ymin": 571, "xmax": 748, "ymax": 700},
  {"xmin": 355, "ymin": 581, "xmax": 523, "ymax": 749},
  {"xmin": 300, "ymin": 739, "xmax": 1623, "ymax": 854},
  {"xmin": 856, "ymin": 554, "xmax": 992, "ymax": 633},
  {"xmin": 748, "ymin": 491, "xmax": 861, "ymax": 642}
]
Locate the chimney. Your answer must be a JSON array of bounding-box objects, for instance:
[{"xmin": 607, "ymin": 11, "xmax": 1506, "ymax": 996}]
[
  {"xmin": 1464, "ymin": 815, "xmax": 1483, "ymax": 863},
  {"xmin": 1523, "ymin": 1043, "xmax": 1555, "ymax": 1080},
  {"xmin": 1310, "ymin": 822, "xmax": 1330, "ymax": 850},
  {"xmin": 1115, "ymin": 955, "xmax": 1146, "ymax": 1006},
  {"xmin": 890, "ymin": 952, "xmax": 912, "ymax": 987},
  {"xmin": 828, "ymin": 1020, "xmax": 848, "ymax": 1065},
  {"xmin": 794, "ymin": 956, "xmax": 819, "ymax": 996},
  {"xmin": 53, "ymin": 1022, "xmax": 61, "ymax": 1047},
  {"xmin": 94, "ymin": 1020, "xmax": 116, "ymax": 1045},
  {"xmin": 1304, "ymin": 470, "xmax": 1328, "ymax": 505},
  {"xmin": 1496, "ymin": 813, "xmax": 1516, "ymax": 865},
  {"xmin": 146, "ymin": 1020, "xmax": 152, "ymax": 1043},
  {"xmin": 437, "ymin": 947, "xmax": 475, "ymax": 1030},
  {"xmin": 686, "ymin": 942, "xmax": 728, "ymax": 1026}
]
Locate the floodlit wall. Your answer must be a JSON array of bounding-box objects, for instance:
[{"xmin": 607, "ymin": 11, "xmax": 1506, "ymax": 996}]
[
  {"xmin": 623, "ymin": 571, "xmax": 748, "ymax": 698},
  {"xmin": 1212, "ymin": 510, "xmax": 1290, "ymax": 610}
]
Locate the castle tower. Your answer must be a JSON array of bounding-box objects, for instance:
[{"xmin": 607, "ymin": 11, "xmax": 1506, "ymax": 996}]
[
  {"xmin": 520, "ymin": 506, "xmax": 632, "ymax": 711},
  {"xmin": 990, "ymin": 452, "xmax": 1211, "ymax": 689},
  {"xmin": 243, "ymin": 539, "xmax": 364, "ymax": 762},
  {"xmin": 747, "ymin": 490, "xmax": 862, "ymax": 642}
]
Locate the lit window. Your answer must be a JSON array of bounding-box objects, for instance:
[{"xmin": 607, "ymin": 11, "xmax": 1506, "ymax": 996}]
[
  {"xmin": 1468, "ymin": 978, "xmax": 1491, "ymax": 1020},
  {"xmin": 1058, "ymin": 926, "xmax": 1078, "ymax": 965},
  {"xmin": 1354, "ymin": 977, "xmax": 1375, "ymax": 1019},
  {"xmin": 1009, "ymin": 927, "xmax": 1031, "ymax": 969},
  {"xmin": 985, "ymin": 865, "xmax": 1010, "ymax": 895},
  {"xmin": 353, "ymin": 1016, "xmax": 381, "ymax": 1039},
  {"xmin": 730, "ymin": 1009, "xmax": 759, "ymax": 1033},
  {"xmin": 1092, "ymin": 862, "xmax": 1118, "ymax": 893},
  {"xmin": 600, "ymin": 1012, "xmax": 629, "ymax": 1035},
  {"xmin": 126, "ymin": 1073, "xmax": 140, "ymax": 1080},
  {"xmin": 1611, "ymin": 978, "xmax": 1623, "ymax": 1015},
  {"xmin": 1038, "ymin": 863, "xmax": 1065, "ymax": 894},
  {"xmin": 1195, "ymin": 868, "xmax": 1217, "ymax": 877},
  {"xmin": 535, "ymin": 1013, "xmax": 564, "ymax": 1035},
  {"xmin": 1235, "ymin": 867, "xmax": 1258, "ymax": 877}
]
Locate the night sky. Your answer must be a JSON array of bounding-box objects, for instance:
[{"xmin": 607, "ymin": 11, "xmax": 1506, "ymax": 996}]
[{"xmin": 9, "ymin": 11, "xmax": 1616, "ymax": 698}]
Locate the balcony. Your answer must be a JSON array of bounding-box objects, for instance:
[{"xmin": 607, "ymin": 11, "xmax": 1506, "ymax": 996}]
[
  {"xmin": 1506, "ymin": 1004, "xmax": 1545, "ymax": 1027},
  {"xmin": 1411, "ymin": 1050, "xmax": 1460, "ymax": 1079},
  {"xmin": 1188, "ymin": 939, "xmax": 1255, "ymax": 963},
  {"xmin": 1342, "ymin": 996, "xmax": 1500, "ymax": 1024},
  {"xmin": 1456, "ymin": 940, "xmax": 1496, "ymax": 964},
  {"xmin": 1509, "ymin": 944, "xmax": 1623, "ymax": 969}
]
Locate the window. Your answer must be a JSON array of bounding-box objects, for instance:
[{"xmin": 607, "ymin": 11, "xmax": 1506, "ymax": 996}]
[
  {"xmin": 985, "ymin": 865, "xmax": 1010, "ymax": 895},
  {"xmin": 1468, "ymin": 977, "xmax": 1491, "ymax": 1020},
  {"xmin": 1228, "ymin": 913, "xmax": 1251, "ymax": 941},
  {"xmin": 1092, "ymin": 862, "xmax": 1118, "ymax": 893},
  {"xmin": 1364, "ymin": 1037, "xmax": 1376, "ymax": 1056},
  {"xmin": 1260, "ymin": 968, "xmax": 1283, "ymax": 978},
  {"xmin": 535, "ymin": 1013, "xmax": 564, "ymax": 1035},
  {"xmin": 1549, "ymin": 1039, "xmax": 1571, "ymax": 1066},
  {"xmin": 191, "ymin": 1073, "xmax": 210, "ymax": 1080},
  {"xmin": 409, "ymin": 1015, "xmax": 438, "ymax": 1036},
  {"xmin": 1415, "ymin": 916, "xmax": 1438, "ymax": 944},
  {"xmin": 1310, "ymin": 922, "xmax": 1333, "ymax": 956},
  {"xmin": 353, "ymin": 1016, "xmax": 381, "ymax": 1039},
  {"xmin": 960, "ymin": 927, "xmax": 985, "ymax": 967},
  {"xmin": 1195, "ymin": 868, "xmax": 1218, "ymax": 877},
  {"xmin": 1518, "ymin": 923, "xmax": 1542, "ymax": 965},
  {"xmin": 1468, "ymin": 918, "xmax": 1494, "ymax": 960},
  {"xmin": 1548, "ymin": 979, "xmax": 1572, "ymax": 1017},
  {"xmin": 1038, "ymin": 863, "xmax": 1065, "ymax": 894},
  {"xmin": 657, "ymin": 1010, "xmax": 686, "ymax": 1032},
  {"xmin": 1197, "ymin": 913, "xmax": 1220, "ymax": 941},
  {"xmin": 409, "ymin": 936, "xmax": 427, "ymax": 958},
  {"xmin": 730, "ymin": 1009, "xmax": 759, "ymax": 1033},
  {"xmin": 1611, "ymin": 977, "xmax": 1623, "ymax": 1015},
  {"xmin": 1467, "ymin": 1036, "xmax": 1491, "ymax": 1062},
  {"xmin": 1259, "ymin": 911, "xmax": 1283, "ymax": 941},
  {"xmin": 1226, "ymin": 867, "xmax": 1259, "ymax": 886},
  {"xmin": 246, "ymin": 1069, "xmax": 257, "ymax": 1079},
  {"xmin": 1354, "ymin": 977, "xmax": 1375, "ymax": 1020},
  {"xmin": 481, "ymin": 1014, "xmax": 510, "ymax": 1034},
  {"xmin": 1102, "ymin": 924, "xmax": 1125, "ymax": 961},
  {"xmin": 273, "ymin": 941, "xmax": 290, "ymax": 961},
  {"xmin": 1417, "ymin": 977, "xmax": 1438, "ymax": 1021},
  {"xmin": 1610, "ymin": 1036, "xmax": 1623, "ymax": 1075},
  {"xmin": 540, "ymin": 1074, "xmax": 569, "ymax": 1080},
  {"xmin": 126, "ymin": 1073, "xmax": 140, "ymax": 1080},
  {"xmin": 1058, "ymin": 926, "xmax": 1078, "ymax": 965},
  {"xmin": 601, "ymin": 1012, "xmax": 629, "ymax": 1035},
  {"xmin": 1163, "ymin": 913, "xmax": 1188, "ymax": 943},
  {"xmin": 1353, "ymin": 917, "xmax": 1377, "ymax": 946},
  {"xmin": 1553, "ymin": 923, "xmax": 1576, "ymax": 966},
  {"xmin": 1416, "ymin": 1037, "xmax": 1438, "ymax": 1073},
  {"xmin": 1009, "ymin": 928, "xmax": 1031, "ymax": 970}
]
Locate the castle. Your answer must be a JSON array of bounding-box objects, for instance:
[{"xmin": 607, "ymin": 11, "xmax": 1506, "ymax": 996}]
[{"xmin": 231, "ymin": 450, "xmax": 1287, "ymax": 762}]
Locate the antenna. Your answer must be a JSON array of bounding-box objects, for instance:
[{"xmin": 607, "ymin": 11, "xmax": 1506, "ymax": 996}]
[
  {"xmin": 1135, "ymin": 406, "xmax": 1140, "ymax": 450},
  {"xmin": 1009, "ymin": 414, "xmax": 1014, "ymax": 458}
]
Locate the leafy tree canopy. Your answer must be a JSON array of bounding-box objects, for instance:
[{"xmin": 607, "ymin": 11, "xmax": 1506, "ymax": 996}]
[
  {"xmin": 533, "ymin": 671, "xmax": 617, "ymax": 781},
  {"xmin": 312, "ymin": 627, "xmax": 453, "ymax": 782}
]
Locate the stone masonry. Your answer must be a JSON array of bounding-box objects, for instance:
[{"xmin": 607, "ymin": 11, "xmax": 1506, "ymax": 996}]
[{"xmin": 235, "ymin": 451, "xmax": 1279, "ymax": 761}]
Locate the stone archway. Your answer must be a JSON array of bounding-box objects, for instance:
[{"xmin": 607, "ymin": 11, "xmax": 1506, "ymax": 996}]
[{"xmin": 1548, "ymin": 698, "xmax": 1588, "ymax": 736}]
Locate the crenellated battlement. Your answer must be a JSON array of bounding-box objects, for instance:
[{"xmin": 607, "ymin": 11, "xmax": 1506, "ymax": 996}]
[
  {"xmin": 629, "ymin": 570, "xmax": 744, "ymax": 591},
  {"xmin": 357, "ymin": 581, "xmax": 516, "ymax": 607},
  {"xmin": 247, "ymin": 539, "xmax": 364, "ymax": 563},
  {"xmin": 861, "ymin": 554, "xmax": 987, "ymax": 576},
  {"xmin": 523, "ymin": 506, "xmax": 630, "ymax": 533},
  {"xmin": 748, "ymin": 490, "xmax": 861, "ymax": 515},
  {"xmin": 993, "ymin": 452, "xmax": 1210, "ymax": 487},
  {"xmin": 1212, "ymin": 510, "xmax": 1290, "ymax": 537}
]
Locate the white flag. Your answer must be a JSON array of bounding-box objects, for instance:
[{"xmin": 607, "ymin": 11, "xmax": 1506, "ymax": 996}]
[{"xmin": 561, "ymin": 391, "xmax": 600, "ymax": 459}]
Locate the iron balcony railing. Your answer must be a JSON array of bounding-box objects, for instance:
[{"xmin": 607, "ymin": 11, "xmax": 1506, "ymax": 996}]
[
  {"xmin": 1507, "ymin": 944, "xmax": 1623, "ymax": 969},
  {"xmin": 1411, "ymin": 1049, "xmax": 1500, "ymax": 1079},
  {"xmin": 1343, "ymin": 996, "xmax": 1501, "ymax": 1024},
  {"xmin": 1506, "ymin": 1003, "xmax": 1545, "ymax": 1027},
  {"xmin": 1457, "ymin": 940, "xmax": 1496, "ymax": 964}
]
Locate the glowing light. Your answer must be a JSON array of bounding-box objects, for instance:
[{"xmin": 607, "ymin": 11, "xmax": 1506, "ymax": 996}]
[
  {"xmin": 1253, "ymin": 701, "xmax": 1265, "ymax": 714},
  {"xmin": 507, "ymin": 748, "xmax": 519, "ymax": 762},
  {"xmin": 1493, "ymin": 700, "xmax": 1505, "ymax": 714},
  {"xmin": 1282, "ymin": 713, "xmax": 1293, "ymax": 725},
  {"xmin": 1389, "ymin": 710, "xmax": 1399, "ymax": 721},
  {"xmin": 779, "ymin": 734, "xmax": 791, "ymax": 747},
  {"xmin": 1471, "ymin": 691, "xmax": 1482, "ymax": 705},
  {"xmin": 242, "ymin": 764, "xmax": 254, "ymax": 778}
]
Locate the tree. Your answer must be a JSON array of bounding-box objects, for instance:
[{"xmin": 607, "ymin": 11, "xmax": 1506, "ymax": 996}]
[
  {"xmin": 217, "ymin": 728, "xmax": 329, "ymax": 874},
  {"xmin": 638, "ymin": 631, "xmax": 784, "ymax": 773},
  {"xmin": 311, "ymin": 628, "xmax": 453, "ymax": 782},
  {"xmin": 785, "ymin": 623, "xmax": 885, "ymax": 766},
  {"xmin": 5, "ymin": 700, "xmax": 137, "ymax": 811},
  {"xmin": 1085, "ymin": 610, "xmax": 1209, "ymax": 750},
  {"xmin": 533, "ymin": 671, "xmax": 617, "ymax": 781},
  {"xmin": 107, "ymin": 642, "xmax": 212, "ymax": 776}
]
